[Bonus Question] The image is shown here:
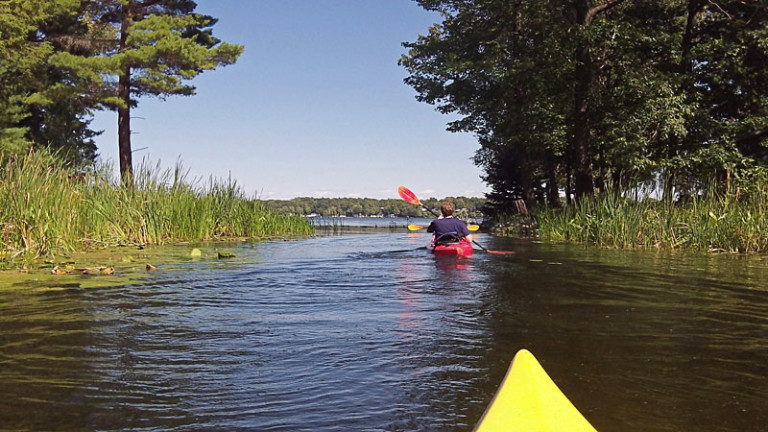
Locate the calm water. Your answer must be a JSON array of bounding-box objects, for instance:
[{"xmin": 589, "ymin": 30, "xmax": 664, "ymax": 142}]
[{"xmin": 1, "ymin": 228, "xmax": 766, "ymax": 431}]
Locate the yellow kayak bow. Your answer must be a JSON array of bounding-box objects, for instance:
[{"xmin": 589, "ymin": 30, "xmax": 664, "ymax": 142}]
[{"xmin": 474, "ymin": 349, "xmax": 598, "ymax": 432}]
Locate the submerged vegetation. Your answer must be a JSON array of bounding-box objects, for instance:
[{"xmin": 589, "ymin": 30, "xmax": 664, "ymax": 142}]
[{"xmin": 0, "ymin": 151, "xmax": 313, "ymax": 266}]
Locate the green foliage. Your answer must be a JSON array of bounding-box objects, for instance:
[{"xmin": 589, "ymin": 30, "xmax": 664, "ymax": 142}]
[
  {"xmin": 114, "ymin": 10, "xmax": 243, "ymax": 97},
  {"xmin": 0, "ymin": 0, "xmax": 99, "ymax": 162},
  {"xmin": 0, "ymin": 150, "xmax": 312, "ymax": 262},
  {"xmin": 0, "ymin": 0, "xmax": 244, "ymax": 178},
  {"xmin": 404, "ymin": 0, "xmax": 768, "ymax": 209},
  {"xmin": 535, "ymin": 181, "xmax": 768, "ymax": 253},
  {"xmin": 0, "ymin": 0, "xmax": 57, "ymax": 157},
  {"xmin": 263, "ymin": 196, "xmax": 486, "ymax": 218},
  {"xmin": 45, "ymin": 1, "xmax": 244, "ymax": 105}
]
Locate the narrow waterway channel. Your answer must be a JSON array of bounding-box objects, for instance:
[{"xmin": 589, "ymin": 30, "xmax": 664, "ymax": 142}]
[{"xmin": 1, "ymin": 228, "xmax": 766, "ymax": 431}]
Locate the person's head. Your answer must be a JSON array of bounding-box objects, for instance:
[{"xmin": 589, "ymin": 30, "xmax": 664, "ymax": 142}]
[{"xmin": 440, "ymin": 201, "xmax": 455, "ymax": 217}]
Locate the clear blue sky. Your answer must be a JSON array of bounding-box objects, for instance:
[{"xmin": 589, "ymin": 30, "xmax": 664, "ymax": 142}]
[{"xmin": 91, "ymin": 0, "xmax": 489, "ymax": 200}]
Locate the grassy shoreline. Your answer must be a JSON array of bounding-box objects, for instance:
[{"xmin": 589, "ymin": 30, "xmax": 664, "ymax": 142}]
[
  {"xmin": 0, "ymin": 151, "xmax": 313, "ymax": 268},
  {"xmin": 530, "ymin": 188, "xmax": 768, "ymax": 253}
]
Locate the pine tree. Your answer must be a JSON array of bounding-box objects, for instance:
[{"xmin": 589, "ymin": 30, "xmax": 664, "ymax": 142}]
[
  {"xmin": 50, "ymin": 0, "xmax": 243, "ymax": 182},
  {"xmin": 0, "ymin": 0, "xmax": 75, "ymax": 157}
]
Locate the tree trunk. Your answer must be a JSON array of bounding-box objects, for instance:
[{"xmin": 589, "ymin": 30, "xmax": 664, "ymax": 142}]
[
  {"xmin": 661, "ymin": 0, "xmax": 703, "ymax": 199},
  {"xmin": 571, "ymin": 0, "xmax": 594, "ymax": 199},
  {"xmin": 117, "ymin": 66, "xmax": 132, "ymax": 183},
  {"xmin": 520, "ymin": 156, "xmax": 536, "ymax": 210},
  {"xmin": 570, "ymin": 0, "xmax": 626, "ymax": 199},
  {"xmin": 117, "ymin": 7, "xmax": 133, "ymax": 184},
  {"xmin": 547, "ymin": 162, "xmax": 561, "ymax": 208},
  {"xmin": 681, "ymin": 0, "xmax": 702, "ymax": 73},
  {"xmin": 510, "ymin": 1, "xmax": 535, "ymax": 210}
]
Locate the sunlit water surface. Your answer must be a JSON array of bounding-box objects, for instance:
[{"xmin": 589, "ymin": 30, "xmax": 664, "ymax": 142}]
[{"xmin": 1, "ymin": 230, "xmax": 766, "ymax": 431}]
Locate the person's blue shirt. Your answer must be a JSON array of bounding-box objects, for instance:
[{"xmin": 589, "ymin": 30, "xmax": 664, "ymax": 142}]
[{"xmin": 427, "ymin": 217, "xmax": 470, "ymax": 238}]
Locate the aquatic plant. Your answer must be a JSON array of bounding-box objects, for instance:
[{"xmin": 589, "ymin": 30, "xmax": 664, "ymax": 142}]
[
  {"xmin": 0, "ymin": 151, "xmax": 313, "ymax": 263},
  {"xmin": 533, "ymin": 183, "xmax": 768, "ymax": 253}
]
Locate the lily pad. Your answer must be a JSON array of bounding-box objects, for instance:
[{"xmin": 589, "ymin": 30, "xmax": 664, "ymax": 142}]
[{"xmin": 82, "ymin": 266, "xmax": 115, "ymax": 275}]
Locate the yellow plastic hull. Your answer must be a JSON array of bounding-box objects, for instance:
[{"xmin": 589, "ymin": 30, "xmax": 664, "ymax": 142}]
[{"xmin": 473, "ymin": 349, "xmax": 598, "ymax": 432}]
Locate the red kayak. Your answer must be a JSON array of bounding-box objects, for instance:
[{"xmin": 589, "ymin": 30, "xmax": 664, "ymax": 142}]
[{"xmin": 430, "ymin": 238, "xmax": 473, "ymax": 257}]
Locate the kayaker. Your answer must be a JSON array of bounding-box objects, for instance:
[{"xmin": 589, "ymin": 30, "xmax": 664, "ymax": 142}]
[{"xmin": 427, "ymin": 202, "xmax": 473, "ymax": 243}]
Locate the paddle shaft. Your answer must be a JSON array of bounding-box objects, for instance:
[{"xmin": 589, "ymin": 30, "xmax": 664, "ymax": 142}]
[
  {"xmin": 421, "ymin": 206, "xmax": 439, "ymax": 218},
  {"xmin": 472, "ymin": 240, "xmax": 488, "ymax": 252}
]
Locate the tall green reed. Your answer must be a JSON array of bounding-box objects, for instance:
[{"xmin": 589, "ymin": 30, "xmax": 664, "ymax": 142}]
[
  {"xmin": 0, "ymin": 151, "xmax": 313, "ymax": 262},
  {"xmin": 534, "ymin": 182, "xmax": 768, "ymax": 253}
]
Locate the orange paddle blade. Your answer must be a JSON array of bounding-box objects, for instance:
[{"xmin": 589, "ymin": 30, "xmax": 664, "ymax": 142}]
[
  {"xmin": 472, "ymin": 240, "xmax": 515, "ymax": 255},
  {"xmin": 467, "ymin": 224, "xmax": 480, "ymax": 232},
  {"xmin": 398, "ymin": 186, "xmax": 421, "ymax": 205},
  {"xmin": 486, "ymin": 250, "xmax": 516, "ymax": 255},
  {"xmin": 407, "ymin": 224, "xmax": 424, "ymax": 231}
]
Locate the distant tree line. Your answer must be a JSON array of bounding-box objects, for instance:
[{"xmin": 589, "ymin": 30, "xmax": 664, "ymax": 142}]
[
  {"xmin": 263, "ymin": 197, "xmax": 486, "ymax": 218},
  {"xmin": 402, "ymin": 1, "xmax": 768, "ymax": 211}
]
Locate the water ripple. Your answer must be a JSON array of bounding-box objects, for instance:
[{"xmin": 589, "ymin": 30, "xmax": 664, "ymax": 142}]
[{"xmin": 1, "ymin": 235, "xmax": 766, "ymax": 431}]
